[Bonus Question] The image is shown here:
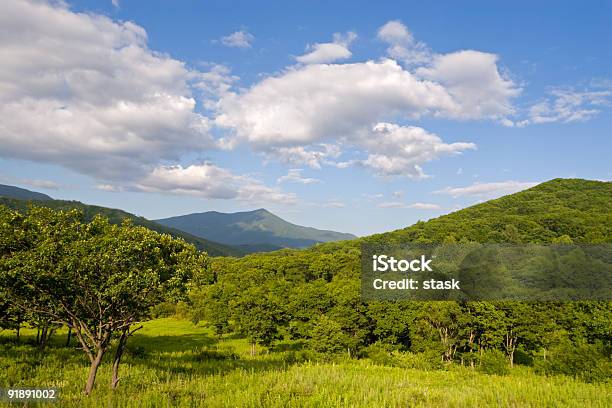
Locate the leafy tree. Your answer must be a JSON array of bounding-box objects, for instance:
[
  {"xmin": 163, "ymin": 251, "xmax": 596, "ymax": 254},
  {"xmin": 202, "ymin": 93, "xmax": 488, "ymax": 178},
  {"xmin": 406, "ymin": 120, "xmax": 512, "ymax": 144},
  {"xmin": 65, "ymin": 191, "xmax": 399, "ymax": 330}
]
[
  {"xmin": 1, "ymin": 208, "xmax": 206, "ymax": 394},
  {"xmin": 232, "ymin": 283, "xmax": 287, "ymax": 355},
  {"xmin": 309, "ymin": 315, "xmax": 353, "ymax": 354}
]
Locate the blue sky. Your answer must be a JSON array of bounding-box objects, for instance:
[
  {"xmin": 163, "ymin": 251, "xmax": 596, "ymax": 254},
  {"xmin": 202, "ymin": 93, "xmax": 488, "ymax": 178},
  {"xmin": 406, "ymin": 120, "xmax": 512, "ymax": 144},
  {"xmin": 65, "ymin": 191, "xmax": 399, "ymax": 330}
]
[{"xmin": 0, "ymin": 0, "xmax": 610, "ymax": 236}]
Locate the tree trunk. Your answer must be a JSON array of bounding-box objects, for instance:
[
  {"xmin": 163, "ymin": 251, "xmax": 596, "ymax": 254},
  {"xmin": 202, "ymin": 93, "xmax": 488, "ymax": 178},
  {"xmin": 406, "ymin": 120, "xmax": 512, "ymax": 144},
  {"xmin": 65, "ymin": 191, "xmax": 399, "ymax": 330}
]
[
  {"xmin": 111, "ymin": 330, "xmax": 129, "ymax": 390},
  {"xmin": 66, "ymin": 327, "xmax": 72, "ymax": 347},
  {"xmin": 16, "ymin": 325, "xmax": 20, "ymax": 342},
  {"xmin": 84, "ymin": 349, "xmax": 105, "ymax": 395}
]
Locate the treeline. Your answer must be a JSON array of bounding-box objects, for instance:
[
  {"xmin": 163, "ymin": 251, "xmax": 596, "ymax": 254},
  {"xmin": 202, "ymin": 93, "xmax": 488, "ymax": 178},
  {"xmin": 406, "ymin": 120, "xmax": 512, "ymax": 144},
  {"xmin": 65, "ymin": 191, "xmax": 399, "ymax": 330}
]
[{"xmin": 0, "ymin": 206, "xmax": 207, "ymax": 394}]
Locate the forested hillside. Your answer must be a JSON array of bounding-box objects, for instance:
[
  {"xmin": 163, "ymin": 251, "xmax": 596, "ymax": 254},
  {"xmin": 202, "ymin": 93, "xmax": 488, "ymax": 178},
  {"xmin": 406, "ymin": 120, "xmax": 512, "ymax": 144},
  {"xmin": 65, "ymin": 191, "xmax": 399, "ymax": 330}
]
[
  {"xmin": 362, "ymin": 178, "xmax": 611, "ymax": 246},
  {"xmin": 186, "ymin": 178, "xmax": 611, "ymax": 382},
  {"xmin": 0, "ymin": 197, "xmax": 240, "ymax": 257}
]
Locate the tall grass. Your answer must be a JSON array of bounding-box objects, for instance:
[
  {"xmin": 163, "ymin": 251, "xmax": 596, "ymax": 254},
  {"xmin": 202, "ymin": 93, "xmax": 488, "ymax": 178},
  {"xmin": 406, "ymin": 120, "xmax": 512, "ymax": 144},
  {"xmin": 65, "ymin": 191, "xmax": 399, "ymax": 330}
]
[{"xmin": 1, "ymin": 319, "xmax": 610, "ymax": 407}]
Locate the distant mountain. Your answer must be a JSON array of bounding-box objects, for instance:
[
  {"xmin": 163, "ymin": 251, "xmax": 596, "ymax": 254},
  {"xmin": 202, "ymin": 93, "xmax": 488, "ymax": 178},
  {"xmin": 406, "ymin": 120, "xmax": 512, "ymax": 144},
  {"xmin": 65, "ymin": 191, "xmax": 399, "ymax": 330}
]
[
  {"xmin": 155, "ymin": 208, "xmax": 357, "ymax": 249},
  {"xmin": 0, "ymin": 194, "xmax": 241, "ymax": 257},
  {"xmin": 0, "ymin": 184, "xmax": 53, "ymax": 201}
]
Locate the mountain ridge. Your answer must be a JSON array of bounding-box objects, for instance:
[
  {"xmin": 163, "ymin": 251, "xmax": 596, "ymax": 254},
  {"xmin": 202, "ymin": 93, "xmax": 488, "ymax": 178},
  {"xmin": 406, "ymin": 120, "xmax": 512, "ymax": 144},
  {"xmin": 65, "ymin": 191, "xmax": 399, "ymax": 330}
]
[
  {"xmin": 155, "ymin": 208, "xmax": 357, "ymax": 249},
  {"xmin": 0, "ymin": 184, "xmax": 355, "ymax": 255},
  {"xmin": 306, "ymin": 178, "xmax": 611, "ymax": 255},
  {"xmin": 0, "ymin": 187, "xmax": 241, "ymax": 257},
  {"xmin": 0, "ymin": 184, "xmax": 53, "ymax": 201}
]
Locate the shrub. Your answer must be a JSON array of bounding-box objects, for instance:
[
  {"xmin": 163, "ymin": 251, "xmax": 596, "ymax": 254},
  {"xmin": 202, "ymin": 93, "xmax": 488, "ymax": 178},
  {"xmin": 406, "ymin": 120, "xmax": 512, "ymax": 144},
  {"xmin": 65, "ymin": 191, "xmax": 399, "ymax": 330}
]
[
  {"xmin": 478, "ymin": 350, "xmax": 510, "ymax": 375},
  {"xmin": 534, "ymin": 341, "xmax": 612, "ymax": 383},
  {"xmin": 150, "ymin": 302, "xmax": 177, "ymax": 318},
  {"xmin": 308, "ymin": 315, "xmax": 352, "ymax": 355},
  {"xmin": 365, "ymin": 342, "xmax": 400, "ymax": 366}
]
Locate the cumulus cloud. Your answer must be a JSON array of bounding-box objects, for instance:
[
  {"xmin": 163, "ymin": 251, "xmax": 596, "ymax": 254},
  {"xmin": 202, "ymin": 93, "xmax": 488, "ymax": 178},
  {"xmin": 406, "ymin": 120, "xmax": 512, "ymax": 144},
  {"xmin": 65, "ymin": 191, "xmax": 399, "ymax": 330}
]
[
  {"xmin": 134, "ymin": 163, "xmax": 296, "ymax": 204},
  {"xmin": 220, "ymin": 30, "xmax": 254, "ymax": 48},
  {"xmin": 377, "ymin": 20, "xmax": 431, "ymax": 65},
  {"xmin": 416, "ymin": 50, "xmax": 521, "ymax": 119},
  {"xmin": 359, "ymin": 123, "xmax": 475, "ymax": 177},
  {"xmin": 277, "ymin": 169, "xmax": 322, "ymax": 184},
  {"xmin": 296, "ymin": 31, "xmax": 357, "ymax": 64},
  {"xmin": 0, "ymin": 0, "xmax": 219, "ymax": 181},
  {"xmin": 193, "ymin": 63, "xmax": 239, "ymax": 109},
  {"xmin": 434, "ymin": 181, "xmax": 538, "ymax": 198},
  {"xmin": 215, "ymin": 31, "xmax": 518, "ymax": 177},
  {"xmin": 216, "ymin": 59, "xmax": 457, "ymax": 147}
]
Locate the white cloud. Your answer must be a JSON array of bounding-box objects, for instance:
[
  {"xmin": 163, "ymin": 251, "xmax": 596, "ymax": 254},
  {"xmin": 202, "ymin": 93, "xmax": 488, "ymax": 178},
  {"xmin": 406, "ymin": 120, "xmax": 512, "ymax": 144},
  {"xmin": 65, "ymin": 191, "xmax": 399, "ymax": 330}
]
[
  {"xmin": 134, "ymin": 163, "xmax": 296, "ymax": 204},
  {"xmin": 277, "ymin": 169, "xmax": 321, "ymax": 184},
  {"xmin": 96, "ymin": 183, "xmax": 123, "ymax": 192},
  {"xmin": 0, "ymin": 0, "xmax": 218, "ymax": 181},
  {"xmin": 527, "ymin": 88, "xmax": 611, "ymax": 124},
  {"xmin": 377, "ymin": 20, "xmax": 431, "ymax": 65},
  {"xmin": 193, "ymin": 63, "xmax": 239, "ymax": 109},
  {"xmin": 111, "ymin": 0, "xmax": 120, "ymax": 8},
  {"xmin": 215, "ymin": 39, "xmax": 517, "ymax": 177},
  {"xmin": 378, "ymin": 201, "xmax": 441, "ymax": 210},
  {"xmin": 215, "ymin": 59, "xmax": 457, "ymax": 147},
  {"xmin": 265, "ymin": 144, "xmax": 341, "ymax": 169},
  {"xmin": 296, "ymin": 31, "xmax": 357, "ymax": 64},
  {"xmin": 220, "ymin": 30, "xmax": 254, "ymax": 48},
  {"xmin": 416, "ymin": 50, "xmax": 520, "ymax": 119},
  {"xmin": 408, "ymin": 202, "xmax": 441, "ymax": 210},
  {"xmin": 392, "ymin": 190, "xmax": 404, "ymax": 198},
  {"xmin": 359, "ymin": 123, "xmax": 475, "ymax": 177},
  {"xmin": 435, "ymin": 181, "xmax": 538, "ymax": 198}
]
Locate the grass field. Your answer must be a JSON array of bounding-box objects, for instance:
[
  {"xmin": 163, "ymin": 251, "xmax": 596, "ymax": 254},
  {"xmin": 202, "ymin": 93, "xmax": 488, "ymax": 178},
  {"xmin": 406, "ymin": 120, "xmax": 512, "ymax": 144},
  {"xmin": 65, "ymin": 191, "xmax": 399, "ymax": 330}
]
[{"xmin": 1, "ymin": 318, "xmax": 610, "ymax": 407}]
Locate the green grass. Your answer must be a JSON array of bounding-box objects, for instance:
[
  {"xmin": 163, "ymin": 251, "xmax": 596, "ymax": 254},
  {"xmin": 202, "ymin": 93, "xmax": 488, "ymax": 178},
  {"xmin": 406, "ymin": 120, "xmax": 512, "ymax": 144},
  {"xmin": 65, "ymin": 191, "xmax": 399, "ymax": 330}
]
[{"xmin": 1, "ymin": 319, "xmax": 610, "ymax": 407}]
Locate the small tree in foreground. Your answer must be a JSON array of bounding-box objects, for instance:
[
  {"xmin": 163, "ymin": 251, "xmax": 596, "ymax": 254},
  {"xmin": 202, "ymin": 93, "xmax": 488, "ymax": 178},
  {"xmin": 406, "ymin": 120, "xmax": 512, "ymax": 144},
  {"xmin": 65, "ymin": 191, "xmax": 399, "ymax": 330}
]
[{"xmin": 1, "ymin": 207, "xmax": 207, "ymax": 394}]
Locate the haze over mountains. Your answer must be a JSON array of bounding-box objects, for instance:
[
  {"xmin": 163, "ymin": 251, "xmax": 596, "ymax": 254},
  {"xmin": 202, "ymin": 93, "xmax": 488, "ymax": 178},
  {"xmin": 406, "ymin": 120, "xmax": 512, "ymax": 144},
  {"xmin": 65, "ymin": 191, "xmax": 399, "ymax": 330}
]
[
  {"xmin": 0, "ymin": 184, "xmax": 356, "ymax": 255},
  {"xmin": 155, "ymin": 209, "xmax": 357, "ymax": 250}
]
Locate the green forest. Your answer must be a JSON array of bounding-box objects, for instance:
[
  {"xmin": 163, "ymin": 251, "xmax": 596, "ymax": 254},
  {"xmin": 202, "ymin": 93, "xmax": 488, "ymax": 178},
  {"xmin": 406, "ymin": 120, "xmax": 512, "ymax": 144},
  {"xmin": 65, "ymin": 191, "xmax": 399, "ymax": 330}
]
[{"xmin": 1, "ymin": 178, "xmax": 611, "ymax": 406}]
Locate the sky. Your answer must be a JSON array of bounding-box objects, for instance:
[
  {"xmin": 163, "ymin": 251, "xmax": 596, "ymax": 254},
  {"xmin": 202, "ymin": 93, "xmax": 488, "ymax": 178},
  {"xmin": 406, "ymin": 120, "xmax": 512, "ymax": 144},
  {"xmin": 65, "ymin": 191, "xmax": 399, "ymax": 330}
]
[{"xmin": 0, "ymin": 0, "xmax": 611, "ymax": 236}]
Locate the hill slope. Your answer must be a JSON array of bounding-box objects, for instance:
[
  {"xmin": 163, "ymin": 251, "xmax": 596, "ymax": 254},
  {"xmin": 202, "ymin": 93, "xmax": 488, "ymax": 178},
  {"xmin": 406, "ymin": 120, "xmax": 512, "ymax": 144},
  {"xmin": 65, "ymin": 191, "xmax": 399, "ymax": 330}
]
[
  {"xmin": 156, "ymin": 208, "xmax": 357, "ymax": 249},
  {"xmin": 0, "ymin": 184, "xmax": 52, "ymax": 201},
  {"xmin": 307, "ymin": 178, "xmax": 610, "ymax": 254},
  {"xmin": 0, "ymin": 196, "xmax": 241, "ymax": 257},
  {"xmin": 366, "ymin": 178, "xmax": 611, "ymax": 245}
]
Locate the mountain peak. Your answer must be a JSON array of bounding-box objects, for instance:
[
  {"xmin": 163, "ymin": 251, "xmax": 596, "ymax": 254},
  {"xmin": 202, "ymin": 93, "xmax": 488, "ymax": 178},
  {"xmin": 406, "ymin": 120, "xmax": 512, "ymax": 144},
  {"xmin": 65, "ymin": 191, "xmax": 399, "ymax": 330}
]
[{"xmin": 155, "ymin": 208, "xmax": 356, "ymax": 250}]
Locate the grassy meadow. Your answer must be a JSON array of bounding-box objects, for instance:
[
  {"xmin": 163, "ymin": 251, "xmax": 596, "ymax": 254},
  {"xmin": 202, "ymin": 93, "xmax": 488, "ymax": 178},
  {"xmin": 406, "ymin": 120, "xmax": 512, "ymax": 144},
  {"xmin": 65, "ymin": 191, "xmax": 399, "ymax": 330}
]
[{"xmin": 1, "ymin": 318, "xmax": 610, "ymax": 407}]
